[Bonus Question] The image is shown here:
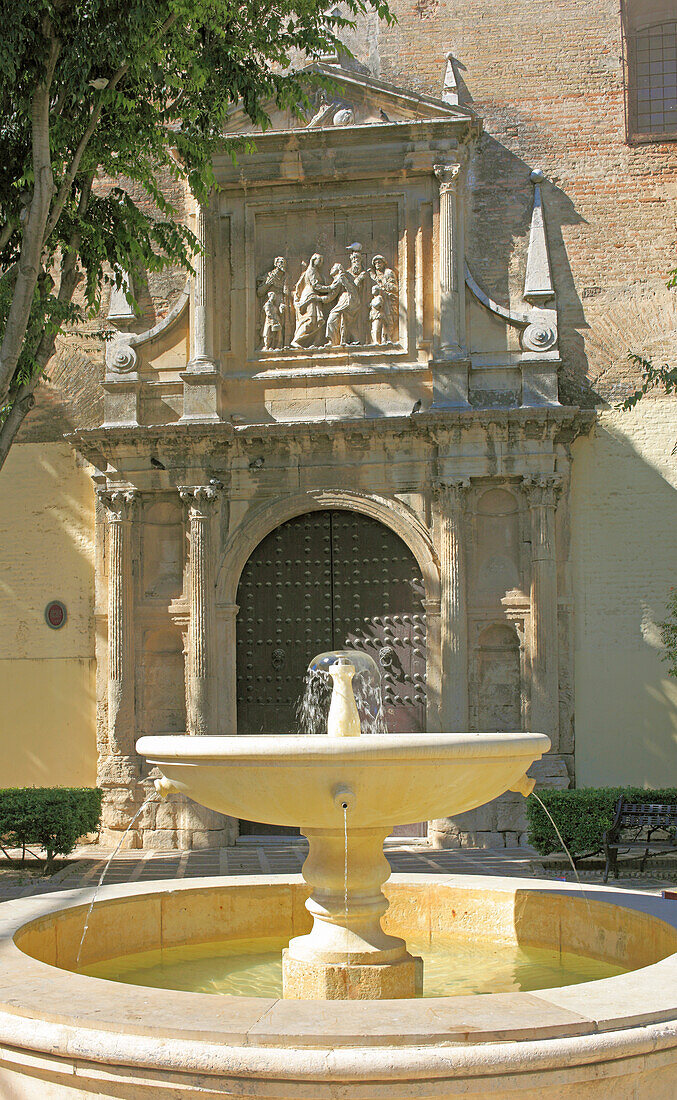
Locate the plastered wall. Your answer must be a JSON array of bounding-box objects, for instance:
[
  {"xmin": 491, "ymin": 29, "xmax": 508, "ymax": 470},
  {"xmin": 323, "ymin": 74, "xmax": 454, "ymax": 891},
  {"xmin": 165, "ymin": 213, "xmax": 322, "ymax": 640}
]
[
  {"xmin": 571, "ymin": 399, "xmax": 677, "ymax": 788},
  {"xmin": 0, "ymin": 443, "xmax": 96, "ymax": 788}
]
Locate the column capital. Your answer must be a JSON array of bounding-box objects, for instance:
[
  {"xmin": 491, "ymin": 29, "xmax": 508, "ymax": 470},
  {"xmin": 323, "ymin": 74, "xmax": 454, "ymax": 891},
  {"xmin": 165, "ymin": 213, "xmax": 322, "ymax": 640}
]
[
  {"xmin": 433, "ymin": 163, "xmax": 462, "ymax": 193},
  {"xmin": 432, "ymin": 477, "xmax": 471, "ymax": 505},
  {"xmin": 522, "ymin": 474, "xmax": 563, "ymax": 508},
  {"xmin": 96, "ymin": 487, "xmax": 139, "ymax": 520},
  {"xmin": 178, "ymin": 483, "xmax": 223, "ymax": 517}
]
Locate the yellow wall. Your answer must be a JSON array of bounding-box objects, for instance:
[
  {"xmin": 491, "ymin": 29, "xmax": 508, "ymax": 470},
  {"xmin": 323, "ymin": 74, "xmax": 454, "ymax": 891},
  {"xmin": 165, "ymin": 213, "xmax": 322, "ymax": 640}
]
[
  {"xmin": 0, "ymin": 443, "xmax": 96, "ymax": 788},
  {"xmin": 571, "ymin": 400, "xmax": 677, "ymax": 788}
]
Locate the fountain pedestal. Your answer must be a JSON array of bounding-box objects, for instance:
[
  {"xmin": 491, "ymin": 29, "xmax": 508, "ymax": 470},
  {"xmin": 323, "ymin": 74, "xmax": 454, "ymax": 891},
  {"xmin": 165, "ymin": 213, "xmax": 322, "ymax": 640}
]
[{"xmin": 282, "ymin": 825, "xmax": 423, "ymax": 1000}]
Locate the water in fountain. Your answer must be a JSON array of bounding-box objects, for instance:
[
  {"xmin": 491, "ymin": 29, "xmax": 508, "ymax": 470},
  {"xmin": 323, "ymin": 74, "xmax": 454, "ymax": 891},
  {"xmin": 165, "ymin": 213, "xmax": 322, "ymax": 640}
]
[
  {"xmin": 76, "ymin": 793, "xmax": 155, "ymax": 969},
  {"xmin": 296, "ymin": 649, "xmax": 387, "ymax": 735}
]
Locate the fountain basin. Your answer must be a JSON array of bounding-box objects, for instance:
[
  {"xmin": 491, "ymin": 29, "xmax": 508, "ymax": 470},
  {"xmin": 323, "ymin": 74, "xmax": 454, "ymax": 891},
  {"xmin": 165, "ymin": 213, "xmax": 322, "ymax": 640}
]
[
  {"xmin": 138, "ymin": 731, "xmax": 549, "ymax": 999},
  {"xmin": 136, "ymin": 732, "xmax": 549, "ymax": 830},
  {"xmin": 4, "ymin": 875, "xmax": 677, "ymax": 1097}
]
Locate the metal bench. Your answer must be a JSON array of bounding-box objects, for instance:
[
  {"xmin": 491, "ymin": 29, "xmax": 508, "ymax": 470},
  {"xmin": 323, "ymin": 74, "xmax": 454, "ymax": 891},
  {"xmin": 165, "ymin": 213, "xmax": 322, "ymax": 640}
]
[{"xmin": 603, "ymin": 799, "xmax": 677, "ymax": 883}]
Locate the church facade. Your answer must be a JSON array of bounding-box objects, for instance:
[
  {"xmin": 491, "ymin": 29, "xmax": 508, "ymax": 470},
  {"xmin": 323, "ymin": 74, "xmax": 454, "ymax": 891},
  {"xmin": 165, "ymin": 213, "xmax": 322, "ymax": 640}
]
[{"xmin": 1, "ymin": 0, "xmax": 675, "ymax": 850}]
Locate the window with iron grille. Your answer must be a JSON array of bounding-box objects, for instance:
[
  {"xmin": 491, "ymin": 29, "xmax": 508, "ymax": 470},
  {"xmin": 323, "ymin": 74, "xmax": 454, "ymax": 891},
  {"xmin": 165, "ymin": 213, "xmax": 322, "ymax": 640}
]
[{"xmin": 625, "ymin": 4, "xmax": 677, "ymax": 143}]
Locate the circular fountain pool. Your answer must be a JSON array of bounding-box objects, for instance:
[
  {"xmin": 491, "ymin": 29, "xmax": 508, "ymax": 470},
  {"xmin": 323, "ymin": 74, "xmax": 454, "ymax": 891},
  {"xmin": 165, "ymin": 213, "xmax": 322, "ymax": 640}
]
[{"xmin": 4, "ymin": 874, "xmax": 677, "ymax": 1098}]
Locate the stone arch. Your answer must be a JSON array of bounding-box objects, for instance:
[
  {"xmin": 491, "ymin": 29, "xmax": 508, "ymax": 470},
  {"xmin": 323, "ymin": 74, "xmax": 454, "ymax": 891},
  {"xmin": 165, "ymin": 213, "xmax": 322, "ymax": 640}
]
[{"xmin": 216, "ymin": 489, "xmax": 439, "ymax": 606}]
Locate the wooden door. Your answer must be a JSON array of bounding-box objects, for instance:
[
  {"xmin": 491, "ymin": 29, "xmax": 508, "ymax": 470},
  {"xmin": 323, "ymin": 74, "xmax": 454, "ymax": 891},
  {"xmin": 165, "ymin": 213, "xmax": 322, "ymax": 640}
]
[{"xmin": 236, "ymin": 510, "xmax": 427, "ymax": 835}]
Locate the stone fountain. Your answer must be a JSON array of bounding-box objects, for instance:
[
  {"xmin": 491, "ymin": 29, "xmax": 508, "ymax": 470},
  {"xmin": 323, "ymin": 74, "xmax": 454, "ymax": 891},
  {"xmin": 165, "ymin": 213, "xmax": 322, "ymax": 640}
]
[
  {"xmin": 138, "ymin": 651, "xmax": 550, "ymax": 1000},
  {"xmin": 4, "ymin": 652, "xmax": 677, "ymax": 1096}
]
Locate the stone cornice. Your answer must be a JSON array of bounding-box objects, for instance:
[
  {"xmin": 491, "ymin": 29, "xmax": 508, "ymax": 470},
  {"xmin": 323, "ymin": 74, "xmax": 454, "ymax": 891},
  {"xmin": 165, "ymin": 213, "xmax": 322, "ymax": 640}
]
[{"xmin": 71, "ymin": 405, "xmax": 595, "ymax": 459}]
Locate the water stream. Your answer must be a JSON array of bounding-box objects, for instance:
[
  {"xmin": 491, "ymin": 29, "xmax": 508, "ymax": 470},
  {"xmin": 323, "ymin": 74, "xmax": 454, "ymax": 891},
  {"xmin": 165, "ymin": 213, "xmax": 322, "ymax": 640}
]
[
  {"xmin": 343, "ymin": 804, "xmax": 349, "ymax": 953},
  {"xmin": 75, "ymin": 794, "xmax": 155, "ymax": 970},
  {"xmin": 530, "ymin": 791, "xmax": 594, "ymax": 924}
]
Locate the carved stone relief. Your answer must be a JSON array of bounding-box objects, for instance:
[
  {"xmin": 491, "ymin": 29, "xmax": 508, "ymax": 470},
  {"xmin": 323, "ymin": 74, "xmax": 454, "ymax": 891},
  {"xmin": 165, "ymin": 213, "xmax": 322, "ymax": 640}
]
[
  {"xmin": 254, "ymin": 208, "xmax": 400, "ymax": 354},
  {"xmin": 258, "ymin": 246, "xmax": 399, "ymax": 351}
]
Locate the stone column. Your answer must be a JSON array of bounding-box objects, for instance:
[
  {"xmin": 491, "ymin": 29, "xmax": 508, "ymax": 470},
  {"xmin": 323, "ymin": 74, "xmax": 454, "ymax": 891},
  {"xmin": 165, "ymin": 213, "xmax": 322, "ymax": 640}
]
[
  {"xmin": 98, "ymin": 488, "xmax": 138, "ymax": 777},
  {"xmin": 189, "ymin": 204, "xmax": 215, "ymax": 370},
  {"xmin": 434, "ymin": 479, "xmax": 470, "ymax": 731},
  {"xmin": 523, "ymin": 475, "xmax": 562, "ymax": 744},
  {"xmin": 432, "ymin": 164, "xmax": 469, "ymax": 407},
  {"xmin": 179, "ymin": 485, "xmax": 221, "ymax": 734}
]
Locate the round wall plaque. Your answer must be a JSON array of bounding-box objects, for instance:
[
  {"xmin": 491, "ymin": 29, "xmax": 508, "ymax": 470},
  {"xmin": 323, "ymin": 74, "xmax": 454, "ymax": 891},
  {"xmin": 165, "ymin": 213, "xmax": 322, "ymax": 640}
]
[{"xmin": 45, "ymin": 601, "xmax": 67, "ymax": 630}]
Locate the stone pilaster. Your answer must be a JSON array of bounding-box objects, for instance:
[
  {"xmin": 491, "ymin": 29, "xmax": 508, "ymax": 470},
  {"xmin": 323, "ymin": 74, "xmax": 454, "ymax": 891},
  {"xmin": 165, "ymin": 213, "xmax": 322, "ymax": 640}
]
[
  {"xmin": 97, "ymin": 488, "xmax": 139, "ymax": 777},
  {"xmin": 434, "ymin": 479, "xmax": 470, "ymax": 731},
  {"xmin": 181, "ymin": 203, "xmax": 222, "ymax": 421},
  {"xmin": 434, "ymin": 164, "xmax": 463, "ymax": 356},
  {"xmin": 219, "ymin": 602, "xmax": 239, "ymax": 734},
  {"xmin": 523, "ymin": 475, "xmax": 562, "ymax": 744},
  {"xmin": 421, "ymin": 597, "xmax": 442, "ymax": 734},
  {"xmin": 179, "ymin": 485, "xmax": 221, "ymax": 734},
  {"xmin": 432, "ymin": 164, "xmax": 469, "ymax": 407}
]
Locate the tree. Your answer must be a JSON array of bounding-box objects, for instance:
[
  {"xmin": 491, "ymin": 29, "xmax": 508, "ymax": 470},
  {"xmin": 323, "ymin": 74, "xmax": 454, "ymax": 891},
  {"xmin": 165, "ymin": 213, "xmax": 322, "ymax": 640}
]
[
  {"xmin": 0, "ymin": 0, "xmax": 391, "ymax": 469},
  {"xmin": 622, "ymin": 269, "xmax": 677, "ymax": 410}
]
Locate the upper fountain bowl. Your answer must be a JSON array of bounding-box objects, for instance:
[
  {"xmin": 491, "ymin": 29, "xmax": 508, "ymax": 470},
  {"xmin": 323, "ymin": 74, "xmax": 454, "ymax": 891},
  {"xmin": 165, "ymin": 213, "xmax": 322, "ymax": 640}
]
[{"xmin": 136, "ymin": 731, "xmax": 550, "ymax": 831}]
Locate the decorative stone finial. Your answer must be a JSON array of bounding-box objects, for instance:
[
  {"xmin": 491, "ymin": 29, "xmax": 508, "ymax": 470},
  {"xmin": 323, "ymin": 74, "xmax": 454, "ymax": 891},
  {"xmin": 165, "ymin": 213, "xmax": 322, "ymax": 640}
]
[
  {"xmin": 524, "ymin": 170, "xmax": 554, "ymax": 305},
  {"xmin": 107, "ymin": 270, "xmax": 136, "ymax": 326},
  {"xmin": 442, "ymin": 52, "xmax": 459, "ymax": 106}
]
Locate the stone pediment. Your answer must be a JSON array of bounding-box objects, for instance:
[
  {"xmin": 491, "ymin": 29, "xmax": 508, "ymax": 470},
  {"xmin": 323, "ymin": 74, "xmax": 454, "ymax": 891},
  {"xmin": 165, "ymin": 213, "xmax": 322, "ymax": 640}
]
[{"xmin": 223, "ymin": 61, "xmax": 475, "ymax": 135}]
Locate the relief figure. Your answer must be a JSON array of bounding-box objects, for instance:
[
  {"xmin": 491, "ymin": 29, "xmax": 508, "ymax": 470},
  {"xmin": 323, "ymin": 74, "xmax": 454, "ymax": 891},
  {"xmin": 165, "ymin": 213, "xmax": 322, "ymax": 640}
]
[
  {"xmin": 369, "ymin": 291, "xmax": 388, "ymax": 345},
  {"xmin": 261, "ymin": 291, "xmax": 283, "ymax": 349},
  {"xmin": 325, "ymin": 264, "xmax": 362, "ymax": 346},
  {"xmin": 370, "ymin": 254, "xmax": 398, "ymax": 343},
  {"xmin": 257, "ymin": 256, "xmax": 290, "ymax": 347},
  {"xmin": 291, "ymin": 254, "xmax": 333, "ymax": 348}
]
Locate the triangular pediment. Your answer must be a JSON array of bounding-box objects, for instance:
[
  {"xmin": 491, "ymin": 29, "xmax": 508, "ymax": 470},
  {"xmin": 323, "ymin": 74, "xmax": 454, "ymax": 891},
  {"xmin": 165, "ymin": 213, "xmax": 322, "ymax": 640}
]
[{"xmin": 223, "ymin": 61, "xmax": 475, "ymax": 135}]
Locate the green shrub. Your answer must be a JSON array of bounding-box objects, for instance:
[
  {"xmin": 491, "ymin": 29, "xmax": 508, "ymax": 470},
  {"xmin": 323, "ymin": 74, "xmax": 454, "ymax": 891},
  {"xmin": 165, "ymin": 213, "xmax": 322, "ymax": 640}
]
[
  {"xmin": 0, "ymin": 788, "xmax": 102, "ymax": 869},
  {"xmin": 526, "ymin": 787, "xmax": 677, "ymax": 863}
]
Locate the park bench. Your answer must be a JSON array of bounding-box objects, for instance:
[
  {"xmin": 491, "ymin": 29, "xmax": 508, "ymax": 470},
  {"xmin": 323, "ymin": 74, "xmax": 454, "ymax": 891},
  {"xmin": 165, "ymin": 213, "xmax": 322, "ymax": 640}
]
[{"xmin": 603, "ymin": 799, "xmax": 677, "ymax": 883}]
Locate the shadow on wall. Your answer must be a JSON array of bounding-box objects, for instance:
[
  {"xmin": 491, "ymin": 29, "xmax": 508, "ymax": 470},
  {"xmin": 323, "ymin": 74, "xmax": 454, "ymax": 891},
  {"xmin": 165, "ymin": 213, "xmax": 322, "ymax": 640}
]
[{"xmin": 466, "ymin": 133, "xmax": 593, "ymax": 409}]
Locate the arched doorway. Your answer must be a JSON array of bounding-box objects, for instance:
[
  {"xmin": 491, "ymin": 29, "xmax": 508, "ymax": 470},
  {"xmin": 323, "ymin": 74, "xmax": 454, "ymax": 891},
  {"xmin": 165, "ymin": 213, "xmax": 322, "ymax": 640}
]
[{"xmin": 236, "ymin": 509, "xmax": 427, "ymax": 834}]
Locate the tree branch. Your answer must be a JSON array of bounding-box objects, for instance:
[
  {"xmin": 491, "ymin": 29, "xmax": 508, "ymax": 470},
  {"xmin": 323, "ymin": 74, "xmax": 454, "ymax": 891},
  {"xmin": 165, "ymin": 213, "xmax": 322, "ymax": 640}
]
[
  {"xmin": 44, "ymin": 12, "xmax": 178, "ymax": 241},
  {"xmin": 0, "ymin": 29, "xmax": 61, "ymax": 407},
  {"xmin": 0, "ymin": 174, "xmax": 93, "ymax": 474}
]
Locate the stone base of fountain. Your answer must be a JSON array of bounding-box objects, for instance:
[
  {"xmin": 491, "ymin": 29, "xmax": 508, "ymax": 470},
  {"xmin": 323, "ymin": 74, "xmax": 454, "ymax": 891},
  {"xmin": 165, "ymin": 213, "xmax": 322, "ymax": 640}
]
[
  {"xmin": 5, "ymin": 875, "xmax": 677, "ymax": 1098},
  {"xmin": 282, "ymin": 947, "xmax": 423, "ymax": 999}
]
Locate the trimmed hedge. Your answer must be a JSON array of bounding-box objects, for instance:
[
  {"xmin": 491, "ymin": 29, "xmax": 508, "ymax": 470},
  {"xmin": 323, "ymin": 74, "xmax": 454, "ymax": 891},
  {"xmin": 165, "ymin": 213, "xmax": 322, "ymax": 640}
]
[
  {"xmin": 526, "ymin": 787, "xmax": 677, "ymax": 863},
  {"xmin": 0, "ymin": 788, "xmax": 102, "ymax": 869}
]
